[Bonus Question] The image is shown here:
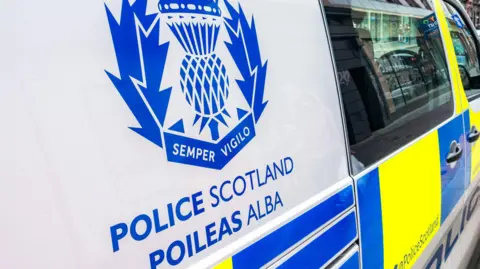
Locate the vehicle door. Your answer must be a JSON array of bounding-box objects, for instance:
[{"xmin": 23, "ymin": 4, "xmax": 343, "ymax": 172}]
[
  {"xmin": 321, "ymin": 0, "xmax": 468, "ymax": 268},
  {"xmin": 439, "ymin": 0, "xmax": 480, "ymax": 187},
  {"xmin": 419, "ymin": 1, "xmax": 480, "ymax": 268}
]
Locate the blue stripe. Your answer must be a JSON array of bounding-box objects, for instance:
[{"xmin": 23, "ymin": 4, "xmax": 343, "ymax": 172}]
[
  {"xmin": 232, "ymin": 185, "xmax": 354, "ymax": 269},
  {"xmin": 463, "ymin": 111, "xmax": 472, "ymax": 189},
  {"xmin": 357, "ymin": 169, "xmax": 384, "ymax": 269},
  {"xmin": 438, "ymin": 114, "xmax": 466, "ymax": 223},
  {"xmin": 277, "ymin": 211, "xmax": 357, "ymax": 269},
  {"xmin": 340, "ymin": 251, "xmax": 360, "ymax": 269}
]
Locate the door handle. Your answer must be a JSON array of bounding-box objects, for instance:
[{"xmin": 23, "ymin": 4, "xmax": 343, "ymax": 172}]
[
  {"xmin": 468, "ymin": 126, "xmax": 480, "ymax": 143},
  {"xmin": 446, "ymin": 141, "xmax": 463, "ymax": 164}
]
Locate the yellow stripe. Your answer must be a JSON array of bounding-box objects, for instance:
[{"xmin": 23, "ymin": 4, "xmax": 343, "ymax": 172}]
[
  {"xmin": 470, "ymin": 110, "xmax": 480, "ymax": 182},
  {"xmin": 433, "ymin": 0, "xmax": 468, "ymax": 115},
  {"xmin": 379, "ymin": 131, "xmax": 441, "ymax": 269},
  {"xmin": 212, "ymin": 258, "xmax": 233, "ymax": 269}
]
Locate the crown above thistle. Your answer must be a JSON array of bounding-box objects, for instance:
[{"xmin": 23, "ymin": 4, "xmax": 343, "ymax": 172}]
[{"xmin": 158, "ymin": 0, "xmax": 221, "ymax": 16}]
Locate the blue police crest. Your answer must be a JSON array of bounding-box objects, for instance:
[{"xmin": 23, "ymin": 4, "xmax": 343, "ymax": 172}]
[{"xmin": 105, "ymin": 0, "xmax": 268, "ymax": 170}]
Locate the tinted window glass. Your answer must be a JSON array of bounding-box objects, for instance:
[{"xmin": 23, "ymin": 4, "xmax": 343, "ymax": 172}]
[
  {"xmin": 323, "ymin": 0, "xmax": 454, "ymax": 174},
  {"xmin": 442, "ymin": 3, "xmax": 480, "ymax": 100}
]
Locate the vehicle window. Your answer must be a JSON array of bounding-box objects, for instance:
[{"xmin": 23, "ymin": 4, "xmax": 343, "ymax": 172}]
[
  {"xmin": 323, "ymin": 0, "xmax": 454, "ymax": 174},
  {"xmin": 442, "ymin": 3, "xmax": 480, "ymax": 100}
]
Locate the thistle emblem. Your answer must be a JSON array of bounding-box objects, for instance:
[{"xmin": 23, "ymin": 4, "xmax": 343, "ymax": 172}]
[
  {"xmin": 159, "ymin": 0, "xmax": 229, "ymax": 140},
  {"xmin": 105, "ymin": 0, "xmax": 268, "ymax": 169}
]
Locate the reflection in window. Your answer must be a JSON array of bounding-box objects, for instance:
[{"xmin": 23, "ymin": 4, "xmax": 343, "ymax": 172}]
[
  {"xmin": 323, "ymin": 0, "xmax": 454, "ymax": 174},
  {"xmin": 442, "ymin": 3, "xmax": 480, "ymax": 99}
]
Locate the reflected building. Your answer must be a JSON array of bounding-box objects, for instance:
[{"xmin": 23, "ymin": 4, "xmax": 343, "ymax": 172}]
[{"xmin": 323, "ymin": 0, "xmax": 452, "ymax": 153}]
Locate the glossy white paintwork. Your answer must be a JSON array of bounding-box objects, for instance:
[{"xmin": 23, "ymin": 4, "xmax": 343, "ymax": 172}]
[{"xmin": 0, "ymin": 0, "xmax": 350, "ymax": 268}]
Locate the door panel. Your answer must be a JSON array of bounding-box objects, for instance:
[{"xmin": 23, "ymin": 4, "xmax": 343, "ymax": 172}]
[
  {"xmin": 356, "ymin": 114, "xmax": 465, "ymax": 269},
  {"xmin": 350, "ymin": 0, "xmax": 469, "ymax": 268},
  {"xmin": 435, "ymin": 1, "xmax": 480, "ymax": 267},
  {"xmin": 322, "ymin": 0, "xmax": 469, "ymax": 266},
  {"xmin": 436, "ymin": 0, "xmax": 480, "ymax": 190}
]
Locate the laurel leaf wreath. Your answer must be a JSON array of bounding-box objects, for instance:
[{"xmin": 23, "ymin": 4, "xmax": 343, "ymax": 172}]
[
  {"xmin": 105, "ymin": 0, "xmax": 170, "ymax": 148},
  {"xmin": 223, "ymin": 0, "xmax": 269, "ymax": 123}
]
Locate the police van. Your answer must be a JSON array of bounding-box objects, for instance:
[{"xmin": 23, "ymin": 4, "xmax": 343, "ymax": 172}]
[{"xmin": 2, "ymin": 0, "xmax": 480, "ymax": 268}]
